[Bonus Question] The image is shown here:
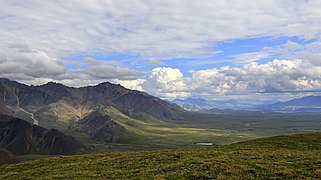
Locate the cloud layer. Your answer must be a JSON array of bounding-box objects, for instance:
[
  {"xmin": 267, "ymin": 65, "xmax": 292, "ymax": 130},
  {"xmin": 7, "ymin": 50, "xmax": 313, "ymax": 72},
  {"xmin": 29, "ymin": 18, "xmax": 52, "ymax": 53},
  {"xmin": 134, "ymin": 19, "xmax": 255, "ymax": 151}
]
[
  {"xmin": 1, "ymin": 0, "xmax": 321, "ymax": 59},
  {"xmin": 1, "ymin": 1, "xmax": 321, "ymax": 100},
  {"xmin": 0, "ymin": 46, "xmax": 144, "ymax": 86}
]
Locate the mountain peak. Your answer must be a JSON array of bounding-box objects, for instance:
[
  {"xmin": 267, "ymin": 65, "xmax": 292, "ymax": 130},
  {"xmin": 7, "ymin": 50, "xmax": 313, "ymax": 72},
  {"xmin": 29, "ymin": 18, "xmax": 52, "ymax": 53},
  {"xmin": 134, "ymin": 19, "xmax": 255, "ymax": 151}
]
[
  {"xmin": 96, "ymin": 81, "xmax": 125, "ymax": 89},
  {"xmin": 44, "ymin": 81, "xmax": 66, "ymax": 87},
  {"xmin": 0, "ymin": 78, "xmax": 11, "ymax": 83},
  {"xmin": 185, "ymin": 97, "xmax": 206, "ymax": 101},
  {"xmin": 0, "ymin": 78, "xmax": 28, "ymax": 88}
]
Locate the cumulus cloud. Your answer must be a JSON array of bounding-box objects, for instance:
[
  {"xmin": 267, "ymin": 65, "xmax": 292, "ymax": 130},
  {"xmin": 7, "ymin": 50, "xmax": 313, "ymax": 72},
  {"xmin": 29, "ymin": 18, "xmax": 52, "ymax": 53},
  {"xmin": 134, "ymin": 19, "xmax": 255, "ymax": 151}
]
[
  {"xmin": 113, "ymin": 79, "xmax": 145, "ymax": 91},
  {"xmin": 142, "ymin": 67, "xmax": 190, "ymax": 98},
  {"xmin": 189, "ymin": 59, "xmax": 321, "ymax": 96},
  {"xmin": 128, "ymin": 60, "xmax": 321, "ymax": 98}
]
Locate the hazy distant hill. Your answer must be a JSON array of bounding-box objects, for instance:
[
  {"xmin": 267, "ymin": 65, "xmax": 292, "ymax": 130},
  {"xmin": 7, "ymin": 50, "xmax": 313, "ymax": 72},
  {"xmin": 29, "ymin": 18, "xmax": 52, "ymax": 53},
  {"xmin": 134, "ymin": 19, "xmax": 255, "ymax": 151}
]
[
  {"xmin": 270, "ymin": 96, "xmax": 321, "ymax": 106},
  {"xmin": 263, "ymin": 96, "xmax": 321, "ymax": 113},
  {"xmin": 172, "ymin": 97, "xmax": 272, "ymax": 111}
]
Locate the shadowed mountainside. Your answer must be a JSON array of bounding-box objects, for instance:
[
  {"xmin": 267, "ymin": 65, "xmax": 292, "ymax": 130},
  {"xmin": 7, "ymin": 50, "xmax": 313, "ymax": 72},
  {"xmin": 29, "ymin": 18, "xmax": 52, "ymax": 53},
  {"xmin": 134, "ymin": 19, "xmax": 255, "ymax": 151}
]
[{"xmin": 0, "ymin": 114, "xmax": 84, "ymax": 155}]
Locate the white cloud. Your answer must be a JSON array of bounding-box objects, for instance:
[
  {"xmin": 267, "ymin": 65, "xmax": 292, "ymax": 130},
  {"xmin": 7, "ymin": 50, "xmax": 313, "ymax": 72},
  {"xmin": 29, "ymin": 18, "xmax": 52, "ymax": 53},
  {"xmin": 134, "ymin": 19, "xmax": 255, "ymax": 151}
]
[
  {"xmin": 145, "ymin": 60, "xmax": 165, "ymax": 66},
  {"xmin": 142, "ymin": 67, "xmax": 190, "ymax": 98},
  {"xmin": 232, "ymin": 51, "xmax": 270, "ymax": 64},
  {"xmin": 113, "ymin": 79, "xmax": 145, "ymax": 91},
  {"xmin": 1, "ymin": 0, "xmax": 321, "ymax": 60},
  {"xmin": 0, "ymin": 48, "xmax": 66, "ymax": 80},
  {"xmin": 0, "ymin": 48, "xmax": 144, "ymax": 86},
  {"xmin": 284, "ymin": 41, "xmax": 303, "ymax": 51},
  {"xmin": 2, "ymin": 0, "xmax": 321, "ymax": 101},
  {"xmin": 129, "ymin": 59, "xmax": 321, "ymax": 99},
  {"xmin": 81, "ymin": 57, "xmax": 144, "ymax": 80},
  {"xmin": 262, "ymin": 39, "xmax": 321, "ymax": 66}
]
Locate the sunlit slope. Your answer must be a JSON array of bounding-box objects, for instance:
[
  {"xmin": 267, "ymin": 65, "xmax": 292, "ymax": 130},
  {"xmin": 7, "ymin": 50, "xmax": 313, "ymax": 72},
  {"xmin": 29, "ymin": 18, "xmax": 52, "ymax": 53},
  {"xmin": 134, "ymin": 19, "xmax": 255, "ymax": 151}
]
[
  {"xmin": 35, "ymin": 101, "xmax": 256, "ymax": 147},
  {"xmin": 2, "ymin": 132, "xmax": 321, "ymax": 179}
]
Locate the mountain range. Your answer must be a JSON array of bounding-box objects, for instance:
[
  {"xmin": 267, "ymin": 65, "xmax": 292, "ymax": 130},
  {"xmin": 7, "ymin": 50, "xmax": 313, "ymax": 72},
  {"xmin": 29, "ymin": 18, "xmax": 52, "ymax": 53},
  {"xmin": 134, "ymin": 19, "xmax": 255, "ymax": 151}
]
[
  {"xmin": 1, "ymin": 77, "xmax": 321, "ymax": 155},
  {"xmin": 173, "ymin": 96, "xmax": 321, "ymax": 113},
  {"xmin": 172, "ymin": 97, "xmax": 274, "ymax": 111},
  {"xmin": 0, "ymin": 78, "xmax": 185, "ymax": 154},
  {"xmin": 262, "ymin": 96, "xmax": 321, "ymax": 113}
]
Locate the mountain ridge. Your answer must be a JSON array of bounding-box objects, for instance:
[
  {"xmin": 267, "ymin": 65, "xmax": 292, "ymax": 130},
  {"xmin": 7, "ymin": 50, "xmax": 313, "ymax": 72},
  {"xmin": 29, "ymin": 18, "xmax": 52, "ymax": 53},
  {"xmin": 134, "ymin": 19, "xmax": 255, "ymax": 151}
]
[
  {"xmin": 0, "ymin": 78, "xmax": 185, "ymax": 145},
  {"xmin": 262, "ymin": 95, "xmax": 321, "ymax": 113}
]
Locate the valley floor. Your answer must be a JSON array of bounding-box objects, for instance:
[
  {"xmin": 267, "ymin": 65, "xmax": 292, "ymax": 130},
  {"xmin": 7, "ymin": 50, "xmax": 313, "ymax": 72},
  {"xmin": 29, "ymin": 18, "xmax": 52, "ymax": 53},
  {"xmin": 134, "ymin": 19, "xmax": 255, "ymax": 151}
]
[{"xmin": 1, "ymin": 132, "xmax": 321, "ymax": 179}]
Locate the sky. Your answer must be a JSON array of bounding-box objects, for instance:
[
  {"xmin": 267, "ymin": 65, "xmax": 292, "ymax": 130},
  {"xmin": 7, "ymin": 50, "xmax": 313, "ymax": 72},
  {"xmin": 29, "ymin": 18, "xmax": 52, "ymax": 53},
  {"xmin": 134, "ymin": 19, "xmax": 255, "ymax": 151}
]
[{"xmin": 1, "ymin": 0, "xmax": 321, "ymax": 101}]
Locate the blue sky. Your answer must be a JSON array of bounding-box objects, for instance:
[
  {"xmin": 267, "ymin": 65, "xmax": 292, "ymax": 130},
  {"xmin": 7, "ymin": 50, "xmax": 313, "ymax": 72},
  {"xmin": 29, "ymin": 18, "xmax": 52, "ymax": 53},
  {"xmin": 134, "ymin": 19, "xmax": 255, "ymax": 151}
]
[
  {"xmin": 1, "ymin": 0, "xmax": 321, "ymax": 101},
  {"xmin": 65, "ymin": 35, "xmax": 318, "ymax": 77}
]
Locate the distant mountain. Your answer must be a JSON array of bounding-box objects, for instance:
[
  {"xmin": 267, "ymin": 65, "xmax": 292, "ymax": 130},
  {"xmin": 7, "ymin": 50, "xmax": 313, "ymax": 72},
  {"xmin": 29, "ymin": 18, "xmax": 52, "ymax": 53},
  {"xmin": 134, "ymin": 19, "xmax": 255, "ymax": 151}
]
[
  {"xmin": 202, "ymin": 108, "xmax": 263, "ymax": 115},
  {"xmin": 172, "ymin": 97, "xmax": 273, "ymax": 111},
  {"xmin": 271, "ymin": 96, "xmax": 321, "ymax": 106},
  {"xmin": 262, "ymin": 96, "xmax": 321, "ymax": 113},
  {"xmin": 178, "ymin": 98, "xmax": 207, "ymax": 106},
  {"xmin": 0, "ymin": 114, "xmax": 84, "ymax": 155},
  {"xmin": 0, "ymin": 78, "xmax": 184, "ymax": 145}
]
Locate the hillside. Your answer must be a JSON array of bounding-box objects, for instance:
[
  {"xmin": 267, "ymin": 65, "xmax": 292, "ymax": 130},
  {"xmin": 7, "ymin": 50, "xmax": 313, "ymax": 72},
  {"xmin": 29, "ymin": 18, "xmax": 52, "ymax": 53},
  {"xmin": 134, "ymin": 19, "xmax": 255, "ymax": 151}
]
[
  {"xmin": 1, "ymin": 132, "xmax": 321, "ymax": 179},
  {"xmin": 0, "ymin": 114, "xmax": 84, "ymax": 155},
  {"xmin": 0, "ymin": 149, "xmax": 19, "ymax": 165}
]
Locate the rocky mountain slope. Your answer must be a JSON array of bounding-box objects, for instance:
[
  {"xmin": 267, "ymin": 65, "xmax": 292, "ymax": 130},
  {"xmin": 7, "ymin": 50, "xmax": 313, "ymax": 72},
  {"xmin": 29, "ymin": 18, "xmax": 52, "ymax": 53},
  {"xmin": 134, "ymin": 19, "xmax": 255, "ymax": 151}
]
[
  {"xmin": 0, "ymin": 114, "xmax": 84, "ymax": 155},
  {"xmin": 0, "ymin": 78, "xmax": 184, "ymax": 144},
  {"xmin": 74, "ymin": 110, "xmax": 129, "ymax": 142},
  {"xmin": 0, "ymin": 78, "xmax": 183, "ymax": 120}
]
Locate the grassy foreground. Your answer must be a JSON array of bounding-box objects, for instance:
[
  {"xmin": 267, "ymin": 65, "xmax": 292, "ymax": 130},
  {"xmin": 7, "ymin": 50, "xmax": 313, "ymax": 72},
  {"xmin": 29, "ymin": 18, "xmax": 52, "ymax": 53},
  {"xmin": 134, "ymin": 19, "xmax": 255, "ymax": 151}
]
[{"xmin": 2, "ymin": 133, "xmax": 321, "ymax": 179}]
